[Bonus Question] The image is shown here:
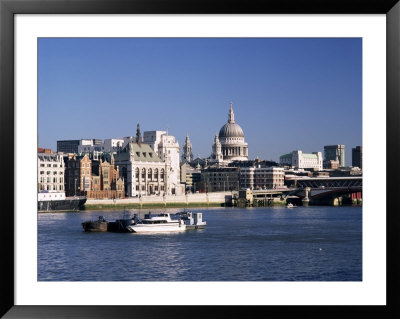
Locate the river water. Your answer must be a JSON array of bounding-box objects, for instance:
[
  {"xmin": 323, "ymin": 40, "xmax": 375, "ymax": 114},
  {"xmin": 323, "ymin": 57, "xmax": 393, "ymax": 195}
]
[{"xmin": 38, "ymin": 206, "xmax": 362, "ymax": 281}]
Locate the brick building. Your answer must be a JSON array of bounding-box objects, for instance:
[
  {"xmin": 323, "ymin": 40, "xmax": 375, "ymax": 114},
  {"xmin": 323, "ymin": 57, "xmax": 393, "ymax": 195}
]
[
  {"xmin": 64, "ymin": 154, "xmax": 92, "ymax": 196},
  {"xmin": 87, "ymin": 154, "xmax": 125, "ymax": 199}
]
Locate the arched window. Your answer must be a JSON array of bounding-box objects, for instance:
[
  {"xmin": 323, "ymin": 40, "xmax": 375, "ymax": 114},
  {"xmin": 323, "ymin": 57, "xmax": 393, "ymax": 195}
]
[
  {"xmin": 141, "ymin": 168, "xmax": 146, "ymax": 181},
  {"xmin": 154, "ymin": 168, "xmax": 158, "ymax": 181},
  {"xmin": 148, "ymin": 168, "xmax": 152, "ymax": 180},
  {"xmin": 160, "ymin": 169, "xmax": 165, "ymax": 182},
  {"xmin": 134, "ymin": 167, "xmax": 139, "ymax": 182}
]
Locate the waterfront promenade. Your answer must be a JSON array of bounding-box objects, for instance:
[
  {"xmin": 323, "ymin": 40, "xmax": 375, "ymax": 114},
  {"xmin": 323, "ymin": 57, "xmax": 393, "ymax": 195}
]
[{"xmin": 84, "ymin": 191, "xmax": 233, "ymax": 209}]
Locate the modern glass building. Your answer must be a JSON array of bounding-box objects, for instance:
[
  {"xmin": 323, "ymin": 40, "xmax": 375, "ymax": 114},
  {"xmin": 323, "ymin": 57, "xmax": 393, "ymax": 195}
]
[{"xmin": 324, "ymin": 145, "xmax": 345, "ymax": 167}]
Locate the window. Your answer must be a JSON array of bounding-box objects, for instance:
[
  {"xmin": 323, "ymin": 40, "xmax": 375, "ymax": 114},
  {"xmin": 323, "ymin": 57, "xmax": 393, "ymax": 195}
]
[
  {"xmin": 40, "ymin": 171, "xmax": 44, "ymax": 175},
  {"xmin": 141, "ymin": 168, "xmax": 146, "ymax": 180},
  {"xmin": 148, "ymin": 168, "xmax": 152, "ymax": 180},
  {"xmin": 53, "ymin": 171, "xmax": 57, "ymax": 175},
  {"xmin": 83, "ymin": 164, "xmax": 85, "ymax": 168},
  {"xmin": 40, "ymin": 164, "xmax": 44, "ymax": 167},
  {"xmin": 135, "ymin": 168, "xmax": 139, "ymax": 182},
  {"xmin": 47, "ymin": 171, "xmax": 51, "ymax": 175}
]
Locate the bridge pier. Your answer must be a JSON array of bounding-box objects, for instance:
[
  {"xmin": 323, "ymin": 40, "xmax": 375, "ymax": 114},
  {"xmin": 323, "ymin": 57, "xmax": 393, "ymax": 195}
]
[{"xmin": 302, "ymin": 187, "xmax": 310, "ymax": 206}]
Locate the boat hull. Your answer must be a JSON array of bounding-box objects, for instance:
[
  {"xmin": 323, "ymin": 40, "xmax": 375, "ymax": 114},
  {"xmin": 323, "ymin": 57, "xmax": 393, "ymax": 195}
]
[
  {"xmin": 82, "ymin": 221, "xmax": 108, "ymax": 232},
  {"xmin": 127, "ymin": 223, "xmax": 186, "ymax": 233},
  {"xmin": 38, "ymin": 197, "xmax": 87, "ymax": 212}
]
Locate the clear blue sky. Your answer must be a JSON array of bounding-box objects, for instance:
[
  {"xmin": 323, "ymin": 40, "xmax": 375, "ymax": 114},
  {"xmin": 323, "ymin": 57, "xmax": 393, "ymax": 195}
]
[{"xmin": 38, "ymin": 38, "xmax": 362, "ymax": 165}]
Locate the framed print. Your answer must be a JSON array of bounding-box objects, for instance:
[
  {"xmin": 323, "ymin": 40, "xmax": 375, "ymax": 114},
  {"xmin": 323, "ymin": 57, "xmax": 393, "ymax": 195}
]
[{"xmin": 1, "ymin": 0, "xmax": 399, "ymax": 318}]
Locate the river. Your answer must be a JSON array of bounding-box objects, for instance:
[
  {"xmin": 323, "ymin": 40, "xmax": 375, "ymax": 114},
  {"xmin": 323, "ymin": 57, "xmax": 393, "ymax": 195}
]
[{"xmin": 38, "ymin": 206, "xmax": 362, "ymax": 281}]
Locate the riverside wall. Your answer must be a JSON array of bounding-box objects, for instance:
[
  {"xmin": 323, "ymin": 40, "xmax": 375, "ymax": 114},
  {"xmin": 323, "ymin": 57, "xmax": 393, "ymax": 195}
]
[{"xmin": 84, "ymin": 192, "xmax": 233, "ymax": 210}]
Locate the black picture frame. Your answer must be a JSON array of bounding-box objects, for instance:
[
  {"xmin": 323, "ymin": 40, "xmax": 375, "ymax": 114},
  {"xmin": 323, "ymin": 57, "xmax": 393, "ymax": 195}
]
[{"xmin": 1, "ymin": 0, "xmax": 399, "ymax": 318}]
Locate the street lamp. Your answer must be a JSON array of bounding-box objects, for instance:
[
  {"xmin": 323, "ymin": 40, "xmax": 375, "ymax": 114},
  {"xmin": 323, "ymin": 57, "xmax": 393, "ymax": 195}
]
[{"xmin": 74, "ymin": 178, "xmax": 77, "ymax": 197}]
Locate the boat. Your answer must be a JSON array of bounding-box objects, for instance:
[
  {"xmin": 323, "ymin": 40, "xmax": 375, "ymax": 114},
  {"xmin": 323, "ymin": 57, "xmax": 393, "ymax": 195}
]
[
  {"xmin": 38, "ymin": 191, "xmax": 87, "ymax": 212},
  {"xmin": 177, "ymin": 211, "xmax": 207, "ymax": 230},
  {"xmin": 286, "ymin": 203, "xmax": 297, "ymax": 208},
  {"xmin": 107, "ymin": 212, "xmax": 138, "ymax": 233},
  {"xmin": 82, "ymin": 216, "xmax": 108, "ymax": 232},
  {"xmin": 126, "ymin": 212, "xmax": 186, "ymax": 233}
]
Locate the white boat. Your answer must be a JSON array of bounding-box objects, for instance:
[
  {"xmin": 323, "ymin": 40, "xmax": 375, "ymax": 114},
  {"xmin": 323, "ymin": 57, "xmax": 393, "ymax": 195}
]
[
  {"xmin": 179, "ymin": 212, "xmax": 207, "ymax": 230},
  {"xmin": 126, "ymin": 213, "xmax": 186, "ymax": 233},
  {"xmin": 287, "ymin": 203, "xmax": 297, "ymax": 208}
]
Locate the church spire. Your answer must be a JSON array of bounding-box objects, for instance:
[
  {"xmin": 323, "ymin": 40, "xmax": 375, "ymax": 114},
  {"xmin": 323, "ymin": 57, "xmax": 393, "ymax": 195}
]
[
  {"xmin": 228, "ymin": 102, "xmax": 235, "ymax": 123},
  {"xmin": 136, "ymin": 123, "xmax": 141, "ymax": 146}
]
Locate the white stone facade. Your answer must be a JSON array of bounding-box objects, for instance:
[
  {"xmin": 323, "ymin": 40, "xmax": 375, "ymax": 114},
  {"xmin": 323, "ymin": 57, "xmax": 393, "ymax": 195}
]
[
  {"xmin": 280, "ymin": 150, "xmax": 323, "ymax": 170},
  {"xmin": 38, "ymin": 153, "xmax": 65, "ymax": 192},
  {"xmin": 143, "ymin": 130, "xmax": 183, "ymax": 195},
  {"xmin": 212, "ymin": 103, "xmax": 248, "ymax": 164}
]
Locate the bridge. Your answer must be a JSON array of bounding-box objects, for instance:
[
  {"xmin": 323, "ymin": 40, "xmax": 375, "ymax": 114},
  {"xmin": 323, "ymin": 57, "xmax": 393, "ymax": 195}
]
[{"xmin": 235, "ymin": 176, "xmax": 362, "ymax": 206}]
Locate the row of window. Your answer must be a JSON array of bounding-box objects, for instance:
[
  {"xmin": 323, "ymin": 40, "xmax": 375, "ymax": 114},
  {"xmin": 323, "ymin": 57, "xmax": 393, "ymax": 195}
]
[
  {"xmin": 39, "ymin": 184, "xmax": 64, "ymax": 191},
  {"xmin": 39, "ymin": 177, "xmax": 64, "ymax": 183},
  {"xmin": 40, "ymin": 171, "xmax": 63, "ymax": 175},
  {"xmin": 135, "ymin": 185, "xmax": 165, "ymax": 191},
  {"xmin": 39, "ymin": 163, "xmax": 62, "ymax": 167},
  {"xmin": 134, "ymin": 168, "xmax": 165, "ymax": 182}
]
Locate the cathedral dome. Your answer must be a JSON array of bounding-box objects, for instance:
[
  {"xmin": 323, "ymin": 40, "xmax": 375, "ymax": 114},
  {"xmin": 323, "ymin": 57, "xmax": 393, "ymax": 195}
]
[
  {"xmin": 218, "ymin": 102, "xmax": 245, "ymax": 138},
  {"xmin": 219, "ymin": 122, "xmax": 244, "ymax": 138}
]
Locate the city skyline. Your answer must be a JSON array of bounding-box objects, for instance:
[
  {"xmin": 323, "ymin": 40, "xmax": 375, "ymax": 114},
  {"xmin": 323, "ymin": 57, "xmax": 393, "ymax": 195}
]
[{"xmin": 38, "ymin": 38, "xmax": 362, "ymax": 165}]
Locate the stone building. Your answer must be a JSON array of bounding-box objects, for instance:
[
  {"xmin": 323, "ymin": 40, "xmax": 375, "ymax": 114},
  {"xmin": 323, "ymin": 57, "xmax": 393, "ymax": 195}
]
[
  {"xmin": 180, "ymin": 162, "xmax": 202, "ymax": 193},
  {"xmin": 239, "ymin": 166, "xmax": 285, "ymax": 190},
  {"xmin": 280, "ymin": 150, "xmax": 323, "ymax": 170},
  {"xmin": 64, "ymin": 153, "xmax": 92, "ymax": 196},
  {"xmin": 211, "ymin": 102, "xmax": 249, "ymax": 164},
  {"xmin": 38, "ymin": 153, "xmax": 65, "ymax": 192},
  {"xmin": 181, "ymin": 134, "xmax": 194, "ymax": 163},
  {"xmin": 114, "ymin": 125, "xmax": 183, "ymax": 197},
  {"xmin": 200, "ymin": 167, "xmax": 240, "ymax": 192}
]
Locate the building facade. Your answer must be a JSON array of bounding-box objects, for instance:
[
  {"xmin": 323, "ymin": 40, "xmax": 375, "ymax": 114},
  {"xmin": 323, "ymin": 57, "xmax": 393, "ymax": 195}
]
[
  {"xmin": 239, "ymin": 166, "xmax": 285, "ymax": 190},
  {"xmin": 38, "ymin": 153, "xmax": 65, "ymax": 192},
  {"xmin": 64, "ymin": 154, "xmax": 92, "ymax": 196},
  {"xmin": 352, "ymin": 146, "xmax": 362, "ymax": 169},
  {"xmin": 57, "ymin": 139, "xmax": 102, "ymax": 154},
  {"xmin": 280, "ymin": 150, "xmax": 323, "ymax": 170},
  {"xmin": 57, "ymin": 140, "xmax": 81, "ymax": 153},
  {"xmin": 114, "ymin": 141, "xmax": 172, "ymax": 197},
  {"xmin": 87, "ymin": 154, "xmax": 125, "ymax": 199},
  {"xmin": 143, "ymin": 128, "xmax": 182, "ymax": 193},
  {"xmin": 324, "ymin": 145, "xmax": 345, "ymax": 167},
  {"xmin": 180, "ymin": 162, "xmax": 202, "ymax": 193},
  {"xmin": 78, "ymin": 138, "xmax": 123, "ymax": 154},
  {"xmin": 200, "ymin": 167, "xmax": 240, "ymax": 192},
  {"xmin": 211, "ymin": 102, "xmax": 248, "ymax": 164}
]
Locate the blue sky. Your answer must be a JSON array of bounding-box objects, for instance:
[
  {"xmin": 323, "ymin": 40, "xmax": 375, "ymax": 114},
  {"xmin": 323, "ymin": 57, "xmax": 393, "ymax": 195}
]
[{"xmin": 38, "ymin": 38, "xmax": 362, "ymax": 165}]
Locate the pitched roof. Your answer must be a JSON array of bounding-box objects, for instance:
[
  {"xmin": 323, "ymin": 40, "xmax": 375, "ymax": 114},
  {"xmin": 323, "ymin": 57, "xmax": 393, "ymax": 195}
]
[{"xmin": 114, "ymin": 142, "xmax": 163, "ymax": 163}]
